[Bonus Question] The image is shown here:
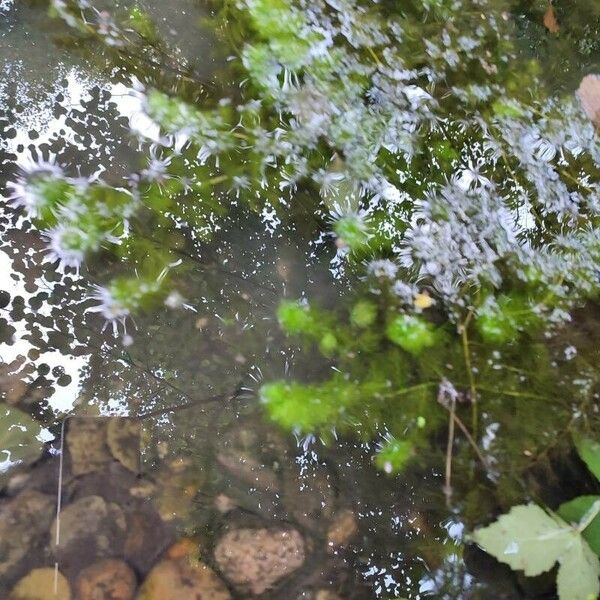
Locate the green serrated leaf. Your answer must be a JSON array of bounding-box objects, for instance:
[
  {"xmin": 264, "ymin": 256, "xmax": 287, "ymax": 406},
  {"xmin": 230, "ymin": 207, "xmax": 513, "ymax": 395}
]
[
  {"xmin": 575, "ymin": 436, "xmax": 600, "ymax": 482},
  {"xmin": 559, "ymin": 496, "xmax": 600, "ymax": 555},
  {"xmin": 471, "ymin": 504, "xmax": 570, "ymax": 576},
  {"xmin": 471, "ymin": 504, "xmax": 600, "ymax": 600},
  {"xmin": 556, "ymin": 535, "xmax": 600, "ymax": 600}
]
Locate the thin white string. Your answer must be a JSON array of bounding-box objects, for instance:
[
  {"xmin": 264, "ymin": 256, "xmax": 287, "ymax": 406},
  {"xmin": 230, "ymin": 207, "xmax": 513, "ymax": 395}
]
[
  {"xmin": 53, "ymin": 416, "xmax": 69, "ymax": 597},
  {"xmin": 53, "ymin": 414, "xmax": 143, "ymax": 596}
]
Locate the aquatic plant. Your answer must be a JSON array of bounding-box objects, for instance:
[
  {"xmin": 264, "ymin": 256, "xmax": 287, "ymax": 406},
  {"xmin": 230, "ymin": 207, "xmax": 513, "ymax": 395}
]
[
  {"xmin": 9, "ymin": 0, "xmax": 600, "ymax": 505},
  {"xmin": 471, "ymin": 436, "xmax": 600, "ymax": 600}
]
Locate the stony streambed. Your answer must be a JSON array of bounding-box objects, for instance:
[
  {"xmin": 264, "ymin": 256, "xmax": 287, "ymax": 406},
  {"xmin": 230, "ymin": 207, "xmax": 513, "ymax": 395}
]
[{"xmin": 0, "ymin": 417, "xmax": 365, "ymax": 599}]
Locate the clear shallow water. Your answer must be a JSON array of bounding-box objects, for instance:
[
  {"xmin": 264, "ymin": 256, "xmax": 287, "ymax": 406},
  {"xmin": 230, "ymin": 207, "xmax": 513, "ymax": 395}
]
[{"xmin": 1, "ymin": 1, "xmax": 600, "ymax": 599}]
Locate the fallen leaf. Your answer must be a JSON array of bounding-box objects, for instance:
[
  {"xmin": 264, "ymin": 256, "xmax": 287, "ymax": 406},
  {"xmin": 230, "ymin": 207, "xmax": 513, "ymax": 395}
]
[
  {"xmin": 543, "ymin": 3, "xmax": 559, "ymax": 33},
  {"xmin": 578, "ymin": 74, "xmax": 600, "ymax": 128}
]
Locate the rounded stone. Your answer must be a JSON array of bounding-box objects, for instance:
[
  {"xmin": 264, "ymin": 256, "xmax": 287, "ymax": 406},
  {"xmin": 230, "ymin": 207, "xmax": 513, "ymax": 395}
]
[
  {"xmin": 326, "ymin": 510, "xmax": 358, "ymax": 552},
  {"xmin": 0, "ymin": 490, "xmax": 55, "ymax": 580},
  {"xmin": 214, "ymin": 527, "xmax": 305, "ymax": 595},
  {"xmin": 51, "ymin": 495, "xmax": 126, "ymax": 572},
  {"xmin": 136, "ymin": 549, "xmax": 231, "ymax": 600},
  {"xmin": 75, "ymin": 559, "xmax": 136, "ymax": 600},
  {"xmin": 10, "ymin": 568, "xmax": 71, "ymax": 600}
]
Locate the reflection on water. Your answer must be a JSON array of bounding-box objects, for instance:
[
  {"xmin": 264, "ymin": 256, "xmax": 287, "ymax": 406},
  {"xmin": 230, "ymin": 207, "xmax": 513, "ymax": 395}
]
[{"xmin": 1, "ymin": 0, "xmax": 600, "ymax": 598}]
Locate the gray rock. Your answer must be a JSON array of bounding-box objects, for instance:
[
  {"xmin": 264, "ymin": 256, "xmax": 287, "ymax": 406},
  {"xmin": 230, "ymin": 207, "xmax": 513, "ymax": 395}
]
[
  {"xmin": 51, "ymin": 495, "xmax": 126, "ymax": 574},
  {"xmin": 67, "ymin": 418, "xmax": 112, "ymax": 476},
  {"xmin": 0, "ymin": 490, "xmax": 55, "ymax": 582}
]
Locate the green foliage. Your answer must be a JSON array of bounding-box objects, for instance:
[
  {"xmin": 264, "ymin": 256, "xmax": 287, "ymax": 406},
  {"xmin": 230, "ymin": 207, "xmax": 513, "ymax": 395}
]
[
  {"xmin": 471, "ymin": 504, "xmax": 600, "ymax": 600},
  {"xmin": 264, "ymin": 297, "xmax": 448, "ymax": 472},
  {"xmin": 26, "ymin": 174, "xmax": 73, "ymax": 223},
  {"xmin": 476, "ymin": 308, "xmax": 516, "ymax": 344},
  {"xmin": 559, "ymin": 496, "xmax": 600, "ymax": 556},
  {"xmin": 386, "ymin": 315, "xmax": 436, "ymax": 355},
  {"xmin": 260, "ymin": 377, "xmax": 365, "ymax": 431},
  {"xmin": 128, "ymin": 7, "xmax": 159, "ymax": 42},
  {"xmin": 107, "ymin": 276, "xmax": 167, "ymax": 312},
  {"xmin": 473, "ymin": 436, "xmax": 600, "ymax": 599},
  {"xmin": 40, "ymin": 0, "xmax": 600, "ymax": 578},
  {"xmin": 575, "ymin": 436, "xmax": 600, "ymax": 482},
  {"xmin": 240, "ymin": 0, "xmax": 323, "ymax": 88},
  {"xmin": 333, "ymin": 214, "xmax": 371, "ymax": 251},
  {"xmin": 319, "ymin": 332, "xmax": 338, "ymax": 356},
  {"xmin": 350, "ymin": 300, "xmax": 378, "ymax": 328},
  {"xmin": 375, "ymin": 437, "xmax": 414, "ymax": 474},
  {"xmin": 144, "ymin": 89, "xmax": 204, "ymax": 136},
  {"xmin": 491, "ymin": 98, "xmax": 527, "ymax": 118},
  {"xmin": 475, "ymin": 294, "xmax": 543, "ymax": 344},
  {"xmin": 277, "ymin": 301, "xmax": 321, "ymax": 335}
]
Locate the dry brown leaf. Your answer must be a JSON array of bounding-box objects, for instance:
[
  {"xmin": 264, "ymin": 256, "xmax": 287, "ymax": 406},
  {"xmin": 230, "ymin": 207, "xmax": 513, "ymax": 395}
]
[
  {"xmin": 543, "ymin": 3, "xmax": 560, "ymax": 33},
  {"xmin": 578, "ymin": 74, "xmax": 600, "ymax": 128}
]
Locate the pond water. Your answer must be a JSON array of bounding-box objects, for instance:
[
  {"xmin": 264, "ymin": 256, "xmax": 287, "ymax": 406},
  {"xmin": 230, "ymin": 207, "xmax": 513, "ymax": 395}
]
[{"xmin": 1, "ymin": 0, "xmax": 600, "ymax": 599}]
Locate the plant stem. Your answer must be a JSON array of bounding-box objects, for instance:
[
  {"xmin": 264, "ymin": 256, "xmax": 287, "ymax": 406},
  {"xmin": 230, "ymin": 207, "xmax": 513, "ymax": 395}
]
[
  {"xmin": 460, "ymin": 310, "xmax": 478, "ymax": 436},
  {"xmin": 444, "ymin": 393, "xmax": 456, "ymax": 506},
  {"xmin": 475, "ymin": 386, "xmax": 548, "ymax": 401},
  {"xmin": 451, "ymin": 412, "xmax": 488, "ymax": 470},
  {"xmin": 395, "ymin": 382, "xmax": 438, "ymax": 396},
  {"xmin": 577, "ymin": 500, "xmax": 600, "ymax": 533}
]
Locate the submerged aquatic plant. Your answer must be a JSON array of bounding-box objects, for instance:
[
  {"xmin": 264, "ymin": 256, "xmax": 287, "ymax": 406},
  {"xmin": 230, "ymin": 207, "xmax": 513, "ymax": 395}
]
[
  {"xmin": 11, "ymin": 0, "xmax": 599, "ymax": 515},
  {"xmin": 8, "ymin": 159, "xmax": 67, "ymax": 220}
]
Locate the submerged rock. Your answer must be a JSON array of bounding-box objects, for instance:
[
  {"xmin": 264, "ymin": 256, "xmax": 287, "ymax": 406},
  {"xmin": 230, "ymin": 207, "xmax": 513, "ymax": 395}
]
[
  {"xmin": 51, "ymin": 495, "xmax": 126, "ymax": 572},
  {"xmin": 9, "ymin": 568, "xmax": 71, "ymax": 600},
  {"xmin": 67, "ymin": 417, "xmax": 142, "ymax": 476},
  {"xmin": 155, "ymin": 457, "xmax": 204, "ymax": 523},
  {"xmin": 214, "ymin": 493, "xmax": 238, "ymax": 514},
  {"xmin": 315, "ymin": 591, "xmax": 343, "ymax": 600},
  {"xmin": 136, "ymin": 541, "xmax": 231, "ymax": 600},
  {"xmin": 216, "ymin": 421, "xmax": 289, "ymax": 494},
  {"xmin": 282, "ymin": 467, "xmax": 336, "ymax": 530},
  {"xmin": 0, "ymin": 490, "xmax": 55, "ymax": 581},
  {"xmin": 75, "ymin": 559, "xmax": 136, "ymax": 600},
  {"xmin": 67, "ymin": 418, "xmax": 112, "ymax": 476},
  {"xmin": 214, "ymin": 527, "xmax": 305, "ymax": 595},
  {"xmin": 326, "ymin": 510, "xmax": 358, "ymax": 552},
  {"xmin": 124, "ymin": 508, "xmax": 175, "ymax": 575},
  {"xmin": 216, "ymin": 451, "xmax": 279, "ymax": 492},
  {"xmin": 107, "ymin": 418, "xmax": 141, "ymax": 473}
]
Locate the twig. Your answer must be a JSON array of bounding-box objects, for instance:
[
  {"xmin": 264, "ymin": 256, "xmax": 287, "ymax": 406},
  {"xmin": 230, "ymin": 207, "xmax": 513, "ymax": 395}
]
[
  {"xmin": 459, "ymin": 310, "xmax": 478, "ymax": 435},
  {"xmin": 451, "ymin": 412, "xmax": 488, "ymax": 470},
  {"xmin": 475, "ymin": 386, "xmax": 548, "ymax": 401},
  {"xmin": 139, "ymin": 385, "xmax": 244, "ymax": 419},
  {"xmin": 444, "ymin": 394, "xmax": 456, "ymax": 505}
]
